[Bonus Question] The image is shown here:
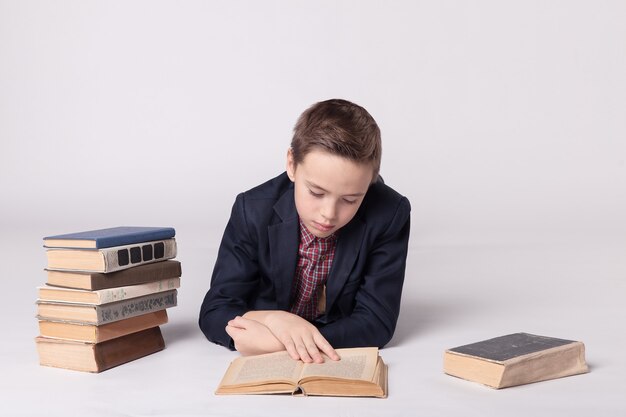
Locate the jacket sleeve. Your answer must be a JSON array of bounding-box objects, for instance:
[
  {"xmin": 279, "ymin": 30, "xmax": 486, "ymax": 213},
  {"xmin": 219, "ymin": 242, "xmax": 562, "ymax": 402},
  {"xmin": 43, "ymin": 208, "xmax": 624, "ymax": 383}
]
[
  {"xmin": 318, "ymin": 196, "xmax": 411, "ymax": 349},
  {"xmin": 198, "ymin": 193, "xmax": 259, "ymax": 349}
]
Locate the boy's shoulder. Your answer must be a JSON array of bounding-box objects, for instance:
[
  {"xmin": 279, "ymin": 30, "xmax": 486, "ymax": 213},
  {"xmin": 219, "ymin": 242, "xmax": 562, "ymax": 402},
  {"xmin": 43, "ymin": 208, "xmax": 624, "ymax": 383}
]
[
  {"xmin": 368, "ymin": 177, "xmax": 407, "ymax": 201},
  {"xmin": 234, "ymin": 173, "xmax": 295, "ymax": 223},
  {"xmin": 357, "ymin": 178, "xmax": 411, "ymax": 227},
  {"xmin": 364, "ymin": 178, "xmax": 410, "ymax": 210}
]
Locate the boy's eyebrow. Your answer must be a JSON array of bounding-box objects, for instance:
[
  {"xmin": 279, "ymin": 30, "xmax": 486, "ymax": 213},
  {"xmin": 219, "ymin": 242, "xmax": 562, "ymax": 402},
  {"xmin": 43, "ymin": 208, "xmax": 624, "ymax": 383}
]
[{"xmin": 305, "ymin": 180, "xmax": 366, "ymax": 197}]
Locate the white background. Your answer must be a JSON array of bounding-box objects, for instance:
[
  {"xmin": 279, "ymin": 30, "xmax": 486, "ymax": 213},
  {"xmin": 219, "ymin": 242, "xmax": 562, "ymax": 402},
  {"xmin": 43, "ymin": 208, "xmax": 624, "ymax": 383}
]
[{"xmin": 1, "ymin": 1, "xmax": 625, "ymax": 416}]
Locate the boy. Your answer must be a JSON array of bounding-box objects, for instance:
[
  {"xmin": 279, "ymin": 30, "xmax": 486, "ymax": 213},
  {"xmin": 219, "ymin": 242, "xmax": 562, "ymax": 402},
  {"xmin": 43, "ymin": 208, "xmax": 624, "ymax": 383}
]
[{"xmin": 199, "ymin": 99, "xmax": 410, "ymax": 364}]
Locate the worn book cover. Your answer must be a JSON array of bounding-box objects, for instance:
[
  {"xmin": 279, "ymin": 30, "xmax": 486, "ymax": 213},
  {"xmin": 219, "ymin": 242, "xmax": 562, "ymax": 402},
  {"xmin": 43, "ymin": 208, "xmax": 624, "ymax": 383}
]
[
  {"xmin": 443, "ymin": 332, "xmax": 589, "ymax": 389},
  {"xmin": 38, "ymin": 310, "xmax": 168, "ymax": 343},
  {"xmin": 36, "ymin": 289, "xmax": 177, "ymax": 325},
  {"xmin": 36, "ymin": 326, "xmax": 165, "ymax": 372},
  {"xmin": 46, "ymin": 238, "xmax": 177, "ymax": 273},
  {"xmin": 44, "ymin": 226, "xmax": 176, "ymax": 249},
  {"xmin": 38, "ymin": 277, "xmax": 180, "ymax": 304},
  {"xmin": 45, "ymin": 260, "xmax": 182, "ymax": 290}
]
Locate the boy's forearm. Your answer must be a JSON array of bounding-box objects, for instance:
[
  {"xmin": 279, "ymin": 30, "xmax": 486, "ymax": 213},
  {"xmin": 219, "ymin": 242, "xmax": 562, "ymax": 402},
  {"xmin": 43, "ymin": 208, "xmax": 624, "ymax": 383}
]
[
  {"xmin": 242, "ymin": 310, "xmax": 303, "ymax": 331},
  {"xmin": 226, "ymin": 316, "xmax": 285, "ymax": 355},
  {"xmin": 242, "ymin": 310, "xmax": 339, "ymax": 362},
  {"xmin": 242, "ymin": 310, "xmax": 275, "ymax": 324}
]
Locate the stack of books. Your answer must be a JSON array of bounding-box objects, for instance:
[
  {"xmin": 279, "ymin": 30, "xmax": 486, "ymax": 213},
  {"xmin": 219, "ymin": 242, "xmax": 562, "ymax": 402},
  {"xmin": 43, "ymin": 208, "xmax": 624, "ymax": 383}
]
[{"xmin": 35, "ymin": 226, "xmax": 182, "ymax": 373}]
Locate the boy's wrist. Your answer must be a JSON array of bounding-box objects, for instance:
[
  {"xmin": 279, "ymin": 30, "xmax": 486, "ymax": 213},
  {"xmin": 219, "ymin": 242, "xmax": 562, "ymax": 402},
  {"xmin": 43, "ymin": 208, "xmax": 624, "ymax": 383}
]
[
  {"xmin": 242, "ymin": 310, "xmax": 275, "ymax": 326},
  {"xmin": 243, "ymin": 310, "xmax": 290, "ymax": 328}
]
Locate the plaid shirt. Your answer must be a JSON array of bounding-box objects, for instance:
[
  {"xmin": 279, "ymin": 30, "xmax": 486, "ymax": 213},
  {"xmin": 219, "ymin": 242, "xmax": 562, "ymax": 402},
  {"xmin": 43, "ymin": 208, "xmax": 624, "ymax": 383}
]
[{"xmin": 289, "ymin": 219, "xmax": 338, "ymax": 321}]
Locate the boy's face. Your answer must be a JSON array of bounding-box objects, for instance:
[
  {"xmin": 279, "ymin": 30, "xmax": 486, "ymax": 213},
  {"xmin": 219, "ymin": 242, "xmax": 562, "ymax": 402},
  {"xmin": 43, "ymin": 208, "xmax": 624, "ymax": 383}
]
[{"xmin": 287, "ymin": 148, "xmax": 373, "ymax": 238}]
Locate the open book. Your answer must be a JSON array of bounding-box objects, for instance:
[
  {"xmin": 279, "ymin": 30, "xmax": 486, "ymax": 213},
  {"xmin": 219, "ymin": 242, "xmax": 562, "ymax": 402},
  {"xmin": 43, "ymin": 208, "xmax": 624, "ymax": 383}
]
[{"xmin": 216, "ymin": 347, "xmax": 387, "ymax": 398}]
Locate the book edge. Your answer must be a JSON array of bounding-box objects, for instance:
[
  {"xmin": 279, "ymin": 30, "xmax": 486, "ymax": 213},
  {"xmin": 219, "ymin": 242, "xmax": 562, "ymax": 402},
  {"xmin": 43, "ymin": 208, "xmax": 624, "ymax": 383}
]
[{"xmin": 43, "ymin": 227, "xmax": 176, "ymax": 249}]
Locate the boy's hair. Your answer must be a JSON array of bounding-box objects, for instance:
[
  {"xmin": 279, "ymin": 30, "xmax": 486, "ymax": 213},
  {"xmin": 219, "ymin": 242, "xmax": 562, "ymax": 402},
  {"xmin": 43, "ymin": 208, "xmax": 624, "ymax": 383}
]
[{"xmin": 291, "ymin": 99, "xmax": 382, "ymax": 182}]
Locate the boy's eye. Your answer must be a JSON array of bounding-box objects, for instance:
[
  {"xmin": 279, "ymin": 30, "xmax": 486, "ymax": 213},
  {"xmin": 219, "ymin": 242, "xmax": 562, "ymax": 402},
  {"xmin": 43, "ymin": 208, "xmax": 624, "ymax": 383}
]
[
  {"xmin": 343, "ymin": 199, "xmax": 358, "ymax": 205},
  {"xmin": 308, "ymin": 189, "xmax": 323, "ymax": 198}
]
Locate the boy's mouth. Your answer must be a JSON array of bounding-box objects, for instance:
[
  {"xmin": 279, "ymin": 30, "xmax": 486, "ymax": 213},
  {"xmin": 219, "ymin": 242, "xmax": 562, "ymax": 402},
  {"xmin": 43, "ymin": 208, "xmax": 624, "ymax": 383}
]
[{"xmin": 312, "ymin": 221, "xmax": 335, "ymax": 233}]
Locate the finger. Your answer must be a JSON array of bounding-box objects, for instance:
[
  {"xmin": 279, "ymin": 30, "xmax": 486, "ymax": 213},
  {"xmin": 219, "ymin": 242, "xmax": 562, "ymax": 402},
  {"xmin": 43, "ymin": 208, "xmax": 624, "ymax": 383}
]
[
  {"xmin": 313, "ymin": 333, "xmax": 339, "ymax": 361},
  {"xmin": 299, "ymin": 333, "xmax": 323, "ymax": 363},
  {"xmin": 281, "ymin": 338, "xmax": 301, "ymax": 362},
  {"xmin": 304, "ymin": 340, "xmax": 324, "ymax": 364},
  {"xmin": 228, "ymin": 316, "xmax": 250, "ymax": 328},
  {"xmin": 227, "ymin": 320, "xmax": 245, "ymax": 330},
  {"xmin": 295, "ymin": 341, "xmax": 314, "ymax": 363},
  {"xmin": 225, "ymin": 324, "xmax": 242, "ymax": 338}
]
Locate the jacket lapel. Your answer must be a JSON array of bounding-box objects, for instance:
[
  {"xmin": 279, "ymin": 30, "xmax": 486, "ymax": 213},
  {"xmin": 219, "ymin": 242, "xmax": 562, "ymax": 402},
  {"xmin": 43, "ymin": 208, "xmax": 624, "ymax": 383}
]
[
  {"xmin": 325, "ymin": 216, "xmax": 366, "ymax": 313},
  {"xmin": 268, "ymin": 186, "xmax": 299, "ymax": 310}
]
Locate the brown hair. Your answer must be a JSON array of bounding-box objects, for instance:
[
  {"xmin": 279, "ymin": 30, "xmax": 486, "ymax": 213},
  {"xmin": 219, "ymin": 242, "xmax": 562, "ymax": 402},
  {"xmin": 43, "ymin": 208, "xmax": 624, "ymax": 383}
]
[{"xmin": 291, "ymin": 99, "xmax": 382, "ymax": 182}]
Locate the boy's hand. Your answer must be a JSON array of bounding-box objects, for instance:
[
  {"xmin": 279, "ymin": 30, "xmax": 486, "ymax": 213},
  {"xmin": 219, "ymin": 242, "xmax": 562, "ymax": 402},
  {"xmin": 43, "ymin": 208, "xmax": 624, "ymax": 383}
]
[
  {"xmin": 244, "ymin": 310, "xmax": 339, "ymax": 364},
  {"xmin": 226, "ymin": 316, "xmax": 284, "ymax": 356}
]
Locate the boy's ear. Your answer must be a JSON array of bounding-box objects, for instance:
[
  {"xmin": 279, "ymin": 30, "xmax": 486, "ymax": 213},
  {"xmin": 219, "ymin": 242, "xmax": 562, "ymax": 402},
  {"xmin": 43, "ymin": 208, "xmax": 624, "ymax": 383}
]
[{"xmin": 286, "ymin": 148, "xmax": 296, "ymax": 182}]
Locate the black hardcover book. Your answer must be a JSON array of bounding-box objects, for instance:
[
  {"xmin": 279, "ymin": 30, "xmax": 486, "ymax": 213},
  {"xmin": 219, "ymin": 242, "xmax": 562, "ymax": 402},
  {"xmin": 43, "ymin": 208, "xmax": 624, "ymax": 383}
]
[
  {"xmin": 449, "ymin": 333, "xmax": 576, "ymax": 362},
  {"xmin": 444, "ymin": 332, "xmax": 588, "ymax": 389}
]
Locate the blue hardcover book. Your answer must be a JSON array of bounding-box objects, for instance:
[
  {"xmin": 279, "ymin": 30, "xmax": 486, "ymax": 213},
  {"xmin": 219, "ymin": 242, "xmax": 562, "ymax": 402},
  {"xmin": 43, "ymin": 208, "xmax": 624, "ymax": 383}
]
[{"xmin": 44, "ymin": 226, "xmax": 176, "ymax": 249}]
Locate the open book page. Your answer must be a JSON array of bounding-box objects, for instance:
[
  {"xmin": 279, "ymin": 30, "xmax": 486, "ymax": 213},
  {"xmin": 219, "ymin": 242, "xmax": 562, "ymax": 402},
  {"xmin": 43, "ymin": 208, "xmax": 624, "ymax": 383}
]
[
  {"xmin": 219, "ymin": 351, "xmax": 304, "ymax": 386},
  {"xmin": 300, "ymin": 347, "xmax": 379, "ymax": 381}
]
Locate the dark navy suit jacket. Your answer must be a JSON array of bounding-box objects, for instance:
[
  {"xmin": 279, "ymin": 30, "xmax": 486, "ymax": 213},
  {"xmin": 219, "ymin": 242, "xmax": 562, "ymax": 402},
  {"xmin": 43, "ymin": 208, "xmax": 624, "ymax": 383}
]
[{"xmin": 199, "ymin": 172, "xmax": 411, "ymax": 349}]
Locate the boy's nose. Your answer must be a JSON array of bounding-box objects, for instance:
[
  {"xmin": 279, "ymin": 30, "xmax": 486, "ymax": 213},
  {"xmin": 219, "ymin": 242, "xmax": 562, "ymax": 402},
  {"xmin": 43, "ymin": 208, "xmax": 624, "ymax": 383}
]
[{"xmin": 321, "ymin": 201, "xmax": 337, "ymax": 221}]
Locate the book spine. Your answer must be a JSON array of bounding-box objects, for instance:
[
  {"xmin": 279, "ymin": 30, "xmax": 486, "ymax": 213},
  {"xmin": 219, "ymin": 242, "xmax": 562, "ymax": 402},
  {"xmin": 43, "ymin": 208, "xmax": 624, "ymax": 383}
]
[
  {"xmin": 96, "ymin": 290, "xmax": 177, "ymax": 324},
  {"xmin": 46, "ymin": 260, "xmax": 183, "ymax": 290},
  {"xmin": 90, "ymin": 260, "xmax": 182, "ymax": 290},
  {"xmin": 95, "ymin": 278, "xmax": 181, "ymax": 304},
  {"xmin": 102, "ymin": 239, "xmax": 177, "ymax": 273},
  {"xmin": 94, "ymin": 326, "xmax": 165, "ymax": 372}
]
